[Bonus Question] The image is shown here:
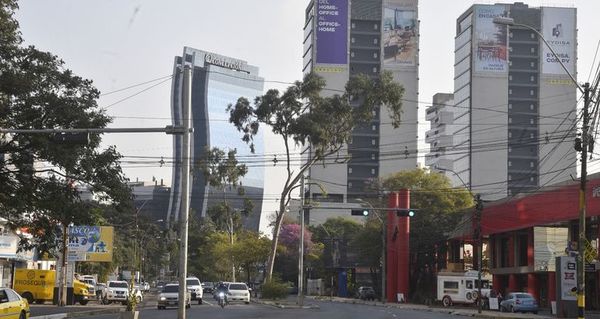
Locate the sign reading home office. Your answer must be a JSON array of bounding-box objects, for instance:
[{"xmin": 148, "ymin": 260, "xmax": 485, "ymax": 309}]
[
  {"xmin": 67, "ymin": 226, "xmax": 113, "ymax": 262},
  {"xmin": 316, "ymin": 0, "xmax": 348, "ymax": 64},
  {"xmin": 541, "ymin": 7, "xmax": 576, "ymax": 75}
]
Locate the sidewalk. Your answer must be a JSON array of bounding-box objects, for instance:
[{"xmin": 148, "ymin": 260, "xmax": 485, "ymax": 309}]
[{"xmin": 29, "ymin": 307, "xmax": 122, "ymax": 319}]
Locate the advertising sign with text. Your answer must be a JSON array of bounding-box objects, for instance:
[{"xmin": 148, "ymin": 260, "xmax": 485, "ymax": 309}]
[
  {"xmin": 383, "ymin": 0, "xmax": 417, "ymax": 67},
  {"xmin": 559, "ymin": 256, "xmax": 577, "ymax": 301},
  {"xmin": 67, "ymin": 226, "xmax": 113, "ymax": 262},
  {"xmin": 473, "ymin": 5, "xmax": 508, "ymax": 73},
  {"xmin": 316, "ymin": 0, "xmax": 348, "ymax": 64},
  {"xmin": 541, "ymin": 7, "xmax": 576, "ymax": 75}
]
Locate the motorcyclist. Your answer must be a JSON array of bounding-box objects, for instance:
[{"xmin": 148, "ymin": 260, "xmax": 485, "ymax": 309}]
[{"xmin": 214, "ymin": 282, "xmax": 228, "ymax": 303}]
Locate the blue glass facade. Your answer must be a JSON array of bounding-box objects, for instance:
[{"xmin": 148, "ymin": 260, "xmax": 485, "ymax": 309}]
[{"xmin": 167, "ymin": 48, "xmax": 264, "ymax": 224}]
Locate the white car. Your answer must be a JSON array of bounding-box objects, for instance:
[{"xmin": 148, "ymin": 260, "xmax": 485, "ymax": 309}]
[
  {"xmin": 186, "ymin": 277, "xmax": 203, "ymax": 304},
  {"xmin": 157, "ymin": 284, "xmax": 191, "ymax": 310},
  {"xmin": 227, "ymin": 282, "xmax": 250, "ymax": 304},
  {"xmin": 102, "ymin": 281, "xmax": 129, "ymax": 305}
]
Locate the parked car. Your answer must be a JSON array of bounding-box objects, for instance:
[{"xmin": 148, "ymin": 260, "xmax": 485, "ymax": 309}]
[
  {"xmin": 157, "ymin": 284, "xmax": 191, "ymax": 310},
  {"xmin": 226, "ymin": 282, "xmax": 250, "ymax": 304},
  {"xmin": 357, "ymin": 286, "xmax": 376, "ymax": 301},
  {"xmin": 499, "ymin": 292, "xmax": 538, "ymax": 314},
  {"xmin": 0, "ymin": 287, "xmax": 30, "ymax": 319}
]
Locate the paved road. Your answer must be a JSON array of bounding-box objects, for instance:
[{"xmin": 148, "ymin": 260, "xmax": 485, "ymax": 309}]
[{"xmin": 81, "ymin": 298, "xmax": 470, "ymax": 319}]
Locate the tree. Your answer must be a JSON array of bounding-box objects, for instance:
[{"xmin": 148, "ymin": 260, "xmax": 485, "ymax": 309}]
[
  {"xmin": 0, "ymin": 0, "xmax": 131, "ymax": 255},
  {"xmin": 228, "ymin": 71, "xmax": 405, "ymax": 281},
  {"xmin": 275, "ymin": 223, "xmax": 319, "ymax": 285},
  {"xmin": 233, "ymin": 231, "xmax": 271, "ymax": 284},
  {"xmin": 379, "ymin": 168, "xmax": 473, "ymax": 301}
]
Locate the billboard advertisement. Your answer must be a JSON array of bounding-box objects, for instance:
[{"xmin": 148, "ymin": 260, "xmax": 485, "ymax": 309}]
[
  {"xmin": 67, "ymin": 226, "xmax": 113, "ymax": 262},
  {"xmin": 559, "ymin": 256, "xmax": 577, "ymax": 301},
  {"xmin": 316, "ymin": 0, "xmax": 348, "ymax": 65},
  {"xmin": 383, "ymin": 0, "xmax": 417, "ymax": 67},
  {"xmin": 473, "ymin": 5, "xmax": 508, "ymax": 73},
  {"xmin": 541, "ymin": 7, "xmax": 576, "ymax": 75}
]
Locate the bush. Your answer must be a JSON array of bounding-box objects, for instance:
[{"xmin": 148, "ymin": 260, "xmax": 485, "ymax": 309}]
[{"xmin": 261, "ymin": 279, "xmax": 288, "ymax": 300}]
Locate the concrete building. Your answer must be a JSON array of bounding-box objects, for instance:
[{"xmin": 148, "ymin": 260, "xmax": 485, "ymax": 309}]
[
  {"xmin": 167, "ymin": 47, "xmax": 268, "ymax": 233},
  {"xmin": 439, "ymin": 3, "xmax": 577, "ymax": 200},
  {"xmin": 425, "ymin": 93, "xmax": 458, "ymax": 184},
  {"xmin": 302, "ymin": 0, "xmax": 419, "ymax": 223}
]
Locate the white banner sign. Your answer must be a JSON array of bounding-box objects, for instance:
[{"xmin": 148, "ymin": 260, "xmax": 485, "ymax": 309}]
[
  {"xmin": 541, "ymin": 7, "xmax": 576, "ymax": 75},
  {"xmin": 560, "ymin": 256, "xmax": 577, "ymax": 301}
]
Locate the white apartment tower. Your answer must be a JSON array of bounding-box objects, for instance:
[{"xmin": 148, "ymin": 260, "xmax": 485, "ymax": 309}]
[
  {"xmin": 302, "ymin": 0, "xmax": 419, "ymax": 222},
  {"xmin": 446, "ymin": 3, "xmax": 577, "ymax": 200}
]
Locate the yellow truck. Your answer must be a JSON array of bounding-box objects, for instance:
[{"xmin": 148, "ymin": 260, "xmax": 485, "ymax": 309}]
[{"xmin": 13, "ymin": 269, "xmax": 93, "ymax": 305}]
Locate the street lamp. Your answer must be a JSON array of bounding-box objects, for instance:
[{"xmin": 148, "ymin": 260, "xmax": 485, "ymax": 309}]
[
  {"xmin": 493, "ymin": 17, "xmax": 591, "ymax": 319},
  {"xmin": 356, "ymin": 198, "xmax": 386, "ymax": 304}
]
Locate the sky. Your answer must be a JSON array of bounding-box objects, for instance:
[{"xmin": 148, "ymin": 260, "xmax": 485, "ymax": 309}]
[{"xmin": 14, "ymin": 0, "xmax": 599, "ymax": 186}]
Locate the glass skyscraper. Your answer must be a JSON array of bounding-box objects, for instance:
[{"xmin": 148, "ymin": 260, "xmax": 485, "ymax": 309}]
[{"xmin": 167, "ymin": 47, "xmax": 264, "ymax": 225}]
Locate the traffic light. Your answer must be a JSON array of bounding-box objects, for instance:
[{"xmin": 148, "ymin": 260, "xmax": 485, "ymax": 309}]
[
  {"xmin": 51, "ymin": 132, "xmax": 90, "ymax": 145},
  {"xmin": 351, "ymin": 209, "xmax": 370, "ymax": 216},
  {"xmin": 396, "ymin": 208, "xmax": 416, "ymax": 217}
]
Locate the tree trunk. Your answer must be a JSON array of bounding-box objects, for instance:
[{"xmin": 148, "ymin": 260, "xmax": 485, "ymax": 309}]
[{"xmin": 264, "ymin": 201, "xmax": 286, "ymax": 282}]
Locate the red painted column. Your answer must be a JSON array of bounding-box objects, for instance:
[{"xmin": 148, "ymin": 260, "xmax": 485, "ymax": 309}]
[
  {"xmin": 386, "ymin": 195, "xmax": 397, "ymax": 302},
  {"xmin": 397, "ymin": 189, "xmax": 410, "ymax": 301},
  {"xmin": 492, "ymin": 275, "xmax": 502, "ymax": 295},
  {"xmin": 548, "ymin": 272, "xmax": 556, "ymax": 304},
  {"xmin": 527, "ymin": 273, "xmax": 538, "ymax": 301},
  {"xmin": 507, "ymin": 233, "xmax": 515, "ymax": 267},
  {"xmin": 508, "ymin": 273, "xmax": 518, "ymax": 293},
  {"xmin": 527, "ymin": 228, "xmax": 534, "ymax": 267},
  {"xmin": 386, "ymin": 190, "xmax": 410, "ymax": 302}
]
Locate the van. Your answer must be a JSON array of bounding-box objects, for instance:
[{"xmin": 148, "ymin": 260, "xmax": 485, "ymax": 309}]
[
  {"xmin": 437, "ymin": 270, "xmax": 492, "ymax": 307},
  {"xmin": 13, "ymin": 269, "xmax": 93, "ymax": 305}
]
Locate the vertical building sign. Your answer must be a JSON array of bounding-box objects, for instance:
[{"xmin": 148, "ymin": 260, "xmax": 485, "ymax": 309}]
[
  {"xmin": 541, "ymin": 7, "xmax": 575, "ymax": 75},
  {"xmin": 382, "ymin": 0, "xmax": 417, "ymax": 66},
  {"xmin": 316, "ymin": 0, "xmax": 348, "ymax": 64},
  {"xmin": 473, "ymin": 5, "xmax": 508, "ymax": 73}
]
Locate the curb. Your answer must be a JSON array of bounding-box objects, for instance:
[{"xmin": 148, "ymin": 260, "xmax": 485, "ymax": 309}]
[{"xmin": 251, "ymin": 299, "xmax": 320, "ymax": 309}]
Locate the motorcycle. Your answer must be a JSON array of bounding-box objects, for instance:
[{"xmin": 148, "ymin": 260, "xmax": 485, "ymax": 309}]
[{"xmin": 217, "ymin": 292, "xmax": 227, "ymax": 308}]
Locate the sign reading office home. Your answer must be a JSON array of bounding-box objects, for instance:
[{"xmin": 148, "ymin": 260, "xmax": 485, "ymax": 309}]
[
  {"xmin": 541, "ymin": 7, "xmax": 576, "ymax": 75},
  {"xmin": 316, "ymin": 0, "xmax": 348, "ymax": 65}
]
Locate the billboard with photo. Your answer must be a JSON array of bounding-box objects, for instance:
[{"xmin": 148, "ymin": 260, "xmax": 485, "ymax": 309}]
[
  {"xmin": 473, "ymin": 5, "xmax": 508, "ymax": 73},
  {"xmin": 67, "ymin": 226, "xmax": 113, "ymax": 262},
  {"xmin": 316, "ymin": 0, "xmax": 348, "ymax": 65},
  {"xmin": 541, "ymin": 7, "xmax": 576, "ymax": 75},
  {"xmin": 533, "ymin": 226, "xmax": 568, "ymax": 272},
  {"xmin": 382, "ymin": 0, "xmax": 417, "ymax": 66}
]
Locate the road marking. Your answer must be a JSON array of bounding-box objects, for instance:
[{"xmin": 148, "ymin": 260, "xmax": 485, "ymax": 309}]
[{"xmin": 203, "ymin": 301, "xmax": 214, "ymax": 306}]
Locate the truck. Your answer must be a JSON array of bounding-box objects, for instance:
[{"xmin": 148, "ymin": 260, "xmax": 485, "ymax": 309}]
[
  {"xmin": 437, "ymin": 270, "xmax": 492, "ymax": 307},
  {"xmin": 13, "ymin": 269, "xmax": 94, "ymax": 305}
]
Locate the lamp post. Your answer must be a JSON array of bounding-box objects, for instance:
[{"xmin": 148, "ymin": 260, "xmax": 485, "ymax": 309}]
[
  {"xmin": 493, "ymin": 17, "xmax": 590, "ymax": 319},
  {"xmin": 356, "ymin": 198, "xmax": 386, "ymax": 304}
]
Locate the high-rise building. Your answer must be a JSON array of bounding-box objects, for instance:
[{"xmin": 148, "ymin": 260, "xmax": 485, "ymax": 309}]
[
  {"xmin": 302, "ymin": 0, "xmax": 419, "ymax": 222},
  {"xmin": 437, "ymin": 3, "xmax": 577, "ymax": 200},
  {"xmin": 425, "ymin": 93, "xmax": 458, "ymax": 183},
  {"xmin": 167, "ymin": 47, "xmax": 266, "ymax": 230}
]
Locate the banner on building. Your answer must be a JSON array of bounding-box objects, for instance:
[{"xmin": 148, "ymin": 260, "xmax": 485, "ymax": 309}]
[
  {"xmin": 541, "ymin": 7, "xmax": 576, "ymax": 75},
  {"xmin": 316, "ymin": 0, "xmax": 348, "ymax": 64},
  {"xmin": 533, "ymin": 226, "xmax": 568, "ymax": 272},
  {"xmin": 67, "ymin": 226, "xmax": 113, "ymax": 262},
  {"xmin": 559, "ymin": 256, "xmax": 577, "ymax": 301},
  {"xmin": 473, "ymin": 5, "xmax": 508, "ymax": 73},
  {"xmin": 382, "ymin": 0, "xmax": 418, "ymax": 67}
]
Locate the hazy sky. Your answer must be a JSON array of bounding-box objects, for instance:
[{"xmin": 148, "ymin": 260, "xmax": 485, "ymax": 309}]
[{"xmin": 15, "ymin": 0, "xmax": 599, "ymax": 186}]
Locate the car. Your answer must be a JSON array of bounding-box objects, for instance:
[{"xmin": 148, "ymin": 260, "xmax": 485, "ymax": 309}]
[
  {"xmin": 499, "ymin": 292, "xmax": 538, "ymax": 314},
  {"xmin": 102, "ymin": 281, "xmax": 129, "ymax": 305},
  {"xmin": 0, "ymin": 287, "xmax": 30, "ymax": 319},
  {"xmin": 357, "ymin": 286, "xmax": 376, "ymax": 301},
  {"xmin": 202, "ymin": 282, "xmax": 214, "ymax": 294},
  {"xmin": 226, "ymin": 282, "xmax": 250, "ymax": 304},
  {"xmin": 186, "ymin": 277, "xmax": 203, "ymax": 304},
  {"xmin": 157, "ymin": 284, "xmax": 191, "ymax": 310}
]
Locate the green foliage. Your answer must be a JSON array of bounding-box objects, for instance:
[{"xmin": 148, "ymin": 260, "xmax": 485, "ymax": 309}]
[
  {"xmin": 260, "ymin": 279, "xmax": 288, "ymax": 300},
  {"xmin": 0, "ymin": 0, "xmax": 131, "ymax": 255},
  {"xmin": 228, "ymin": 71, "xmax": 405, "ymax": 281}
]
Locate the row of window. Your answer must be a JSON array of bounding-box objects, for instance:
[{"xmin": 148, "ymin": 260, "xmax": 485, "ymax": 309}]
[
  {"xmin": 508, "ymin": 161, "xmax": 536, "ymax": 168},
  {"xmin": 508, "ymin": 175, "xmax": 536, "ymax": 182},
  {"xmin": 508, "ymin": 131, "xmax": 536, "ymax": 139},
  {"xmin": 348, "ymin": 167, "xmax": 377, "ymax": 175},
  {"xmin": 508, "ymin": 103, "xmax": 536, "ymax": 111},
  {"xmin": 508, "ymin": 88, "xmax": 537, "ymax": 96},
  {"xmin": 351, "ymin": 22, "xmax": 379, "ymax": 30},
  {"xmin": 508, "ymin": 117, "xmax": 536, "ymax": 124}
]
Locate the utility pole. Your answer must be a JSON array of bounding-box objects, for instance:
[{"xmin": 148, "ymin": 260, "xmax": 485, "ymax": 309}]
[
  {"xmin": 577, "ymin": 82, "xmax": 591, "ymax": 319},
  {"xmin": 177, "ymin": 64, "xmax": 192, "ymax": 319},
  {"xmin": 297, "ymin": 174, "xmax": 305, "ymax": 307},
  {"xmin": 475, "ymin": 194, "xmax": 483, "ymax": 314}
]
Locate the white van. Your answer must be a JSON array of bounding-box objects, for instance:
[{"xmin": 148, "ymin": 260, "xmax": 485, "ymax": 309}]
[{"xmin": 437, "ymin": 270, "xmax": 492, "ymax": 307}]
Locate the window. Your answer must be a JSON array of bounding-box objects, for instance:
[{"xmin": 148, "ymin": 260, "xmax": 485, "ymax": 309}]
[
  {"xmin": 371, "ymin": 153, "xmax": 376, "ymax": 160},
  {"xmin": 371, "ymin": 139, "xmax": 376, "ymax": 146},
  {"xmin": 509, "ymin": 46, "xmax": 513, "ymax": 52},
  {"xmin": 530, "ymin": 75, "xmax": 535, "ymax": 82},
  {"xmin": 509, "ymin": 146, "xmax": 512, "ymax": 152},
  {"xmin": 371, "ymin": 168, "xmax": 376, "ymax": 175},
  {"xmin": 509, "ymin": 32, "xmax": 513, "ymax": 38},
  {"xmin": 509, "ymin": 175, "xmax": 512, "ymax": 181},
  {"xmin": 530, "ymin": 47, "xmax": 535, "ymax": 53},
  {"xmin": 530, "ymin": 104, "xmax": 534, "ymax": 110},
  {"xmin": 508, "ymin": 103, "xmax": 512, "ymax": 109},
  {"xmin": 530, "ymin": 61, "xmax": 535, "ymax": 68},
  {"xmin": 508, "ymin": 117, "xmax": 512, "ymax": 124},
  {"xmin": 530, "ymin": 176, "xmax": 534, "ymax": 182},
  {"xmin": 374, "ymin": 23, "xmax": 378, "ymax": 30},
  {"xmin": 372, "ymin": 110, "xmax": 377, "ymax": 116},
  {"xmin": 349, "ymin": 137, "xmax": 353, "ymax": 144},
  {"xmin": 349, "ymin": 167, "xmax": 353, "ymax": 174},
  {"xmin": 509, "ymin": 60, "xmax": 513, "ymax": 66},
  {"xmin": 372, "ymin": 125, "xmax": 377, "ymax": 131},
  {"xmin": 530, "ymin": 161, "xmax": 534, "ymax": 168},
  {"xmin": 373, "ymin": 38, "xmax": 378, "ymax": 44},
  {"xmin": 466, "ymin": 280, "xmax": 474, "ymax": 289},
  {"xmin": 351, "ymin": 37, "xmax": 355, "ymax": 43},
  {"xmin": 509, "ymin": 89, "xmax": 513, "ymax": 95},
  {"xmin": 530, "ymin": 118, "xmax": 534, "ymax": 124},
  {"xmin": 372, "ymin": 67, "xmax": 377, "ymax": 73},
  {"xmin": 351, "ymin": 22, "xmax": 356, "ymax": 29},
  {"xmin": 530, "ymin": 133, "xmax": 534, "ymax": 138},
  {"xmin": 348, "ymin": 182, "xmax": 353, "ymax": 188},
  {"xmin": 509, "ymin": 75, "xmax": 513, "ymax": 81},
  {"xmin": 508, "ymin": 161, "xmax": 512, "ymax": 167},
  {"xmin": 509, "ymin": 132, "xmax": 512, "ymax": 138},
  {"xmin": 373, "ymin": 52, "xmax": 378, "ymax": 58},
  {"xmin": 530, "ymin": 33, "xmax": 535, "ymax": 39},
  {"xmin": 530, "ymin": 89, "xmax": 535, "ymax": 96}
]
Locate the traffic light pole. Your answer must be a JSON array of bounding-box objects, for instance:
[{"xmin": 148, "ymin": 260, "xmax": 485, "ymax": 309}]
[{"xmin": 475, "ymin": 195, "xmax": 483, "ymax": 314}]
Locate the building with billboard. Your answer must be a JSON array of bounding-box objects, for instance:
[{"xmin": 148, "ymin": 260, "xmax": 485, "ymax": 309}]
[
  {"xmin": 167, "ymin": 47, "xmax": 267, "ymax": 232},
  {"xmin": 439, "ymin": 3, "xmax": 577, "ymax": 200},
  {"xmin": 302, "ymin": 0, "xmax": 419, "ymax": 223}
]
